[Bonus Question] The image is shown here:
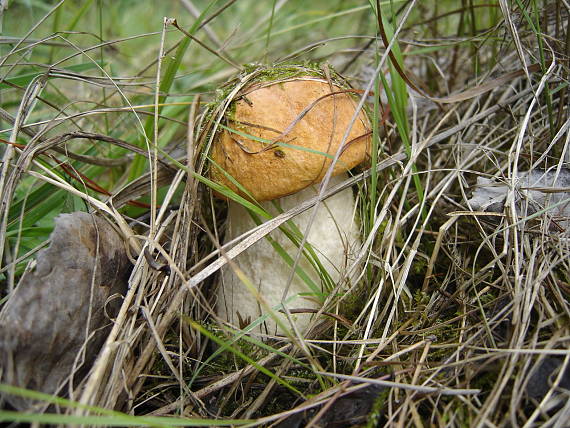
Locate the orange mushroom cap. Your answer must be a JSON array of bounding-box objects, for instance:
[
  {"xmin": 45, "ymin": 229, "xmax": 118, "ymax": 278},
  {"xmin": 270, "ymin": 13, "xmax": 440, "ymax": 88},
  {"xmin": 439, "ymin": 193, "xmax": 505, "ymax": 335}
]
[{"xmin": 210, "ymin": 77, "xmax": 371, "ymax": 201}]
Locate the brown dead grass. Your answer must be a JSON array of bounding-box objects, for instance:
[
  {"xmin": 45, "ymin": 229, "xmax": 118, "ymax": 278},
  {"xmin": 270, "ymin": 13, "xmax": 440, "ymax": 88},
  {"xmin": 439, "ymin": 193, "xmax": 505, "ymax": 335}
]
[{"xmin": 1, "ymin": 1, "xmax": 569, "ymax": 426}]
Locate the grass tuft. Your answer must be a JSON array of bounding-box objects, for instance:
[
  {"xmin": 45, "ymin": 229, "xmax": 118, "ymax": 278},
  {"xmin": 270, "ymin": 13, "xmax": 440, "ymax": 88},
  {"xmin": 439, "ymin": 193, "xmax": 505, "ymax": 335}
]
[{"xmin": 1, "ymin": 0, "xmax": 569, "ymax": 426}]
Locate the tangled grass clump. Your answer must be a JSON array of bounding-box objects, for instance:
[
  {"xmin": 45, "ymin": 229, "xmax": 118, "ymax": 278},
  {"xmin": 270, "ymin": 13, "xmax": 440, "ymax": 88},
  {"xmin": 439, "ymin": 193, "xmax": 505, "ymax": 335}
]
[{"xmin": 1, "ymin": 1, "xmax": 569, "ymax": 426}]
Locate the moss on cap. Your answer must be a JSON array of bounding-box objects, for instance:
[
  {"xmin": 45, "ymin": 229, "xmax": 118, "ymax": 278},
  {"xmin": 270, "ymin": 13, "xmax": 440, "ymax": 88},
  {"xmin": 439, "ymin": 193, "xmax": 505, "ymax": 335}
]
[{"xmin": 210, "ymin": 76, "xmax": 371, "ymax": 201}]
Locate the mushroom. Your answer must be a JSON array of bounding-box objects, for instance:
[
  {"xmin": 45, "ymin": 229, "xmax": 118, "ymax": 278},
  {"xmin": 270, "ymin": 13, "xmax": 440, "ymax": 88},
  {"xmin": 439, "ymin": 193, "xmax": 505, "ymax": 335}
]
[{"xmin": 210, "ymin": 68, "xmax": 370, "ymax": 335}]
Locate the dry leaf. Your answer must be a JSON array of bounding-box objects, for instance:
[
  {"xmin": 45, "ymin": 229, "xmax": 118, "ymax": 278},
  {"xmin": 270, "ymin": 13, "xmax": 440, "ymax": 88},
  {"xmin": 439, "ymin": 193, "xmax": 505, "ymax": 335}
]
[
  {"xmin": 274, "ymin": 384, "xmax": 386, "ymax": 428},
  {"xmin": 468, "ymin": 169, "xmax": 570, "ymax": 231},
  {"xmin": 527, "ymin": 357, "xmax": 570, "ymax": 403},
  {"xmin": 0, "ymin": 212, "xmax": 130, "ymax": 410}
]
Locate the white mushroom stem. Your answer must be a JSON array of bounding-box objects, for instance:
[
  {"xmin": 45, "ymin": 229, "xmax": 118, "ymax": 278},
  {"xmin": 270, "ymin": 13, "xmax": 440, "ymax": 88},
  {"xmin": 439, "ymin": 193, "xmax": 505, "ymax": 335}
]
[{"xmin": 217, "ymin": 174, "xmax": 360, "ymax": 335}]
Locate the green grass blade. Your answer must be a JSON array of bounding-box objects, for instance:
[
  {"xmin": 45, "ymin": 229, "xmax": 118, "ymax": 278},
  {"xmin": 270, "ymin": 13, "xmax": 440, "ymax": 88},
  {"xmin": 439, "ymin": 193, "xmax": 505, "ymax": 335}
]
[
  {"xmin": 0, "ymin": 384, "xmax": 250, "ymax": 426},
  {"xmin": 0, "ymin": 62, "xmax": 104, "ymax": 90},
  {"xmin": 219, "ymin": 123, "xmax": 336, "ymax": 160},
  {"xmin": 128, "ymin": 1, "xmax": 218, "ymax": 181},
  {"xmin": 185, "ymin": 318, "xmax": 304, "ymax": 397}
]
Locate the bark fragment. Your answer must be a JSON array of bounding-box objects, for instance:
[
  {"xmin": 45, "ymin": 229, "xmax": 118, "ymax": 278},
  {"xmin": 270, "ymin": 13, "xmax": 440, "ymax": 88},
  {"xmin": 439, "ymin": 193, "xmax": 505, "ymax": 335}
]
[{"xmin": 0, "ymin": 212, "xmax": 130, "ymax": 410}]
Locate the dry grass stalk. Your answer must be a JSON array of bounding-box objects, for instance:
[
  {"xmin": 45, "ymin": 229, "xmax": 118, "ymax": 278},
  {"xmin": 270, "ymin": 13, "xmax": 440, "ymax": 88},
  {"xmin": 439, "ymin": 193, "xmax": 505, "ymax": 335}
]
[{"xmin": 1, "ymin": 2, "xmax": 569, "ymax": 426}]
